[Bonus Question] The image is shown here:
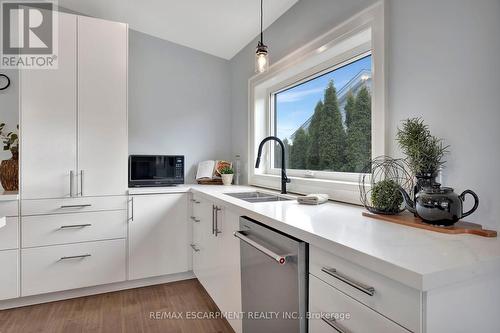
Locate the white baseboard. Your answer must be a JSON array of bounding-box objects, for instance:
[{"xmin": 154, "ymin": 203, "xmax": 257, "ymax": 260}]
[{"xmin": 0, "ymin": 271, "xmax": 195, "ymax": 310}]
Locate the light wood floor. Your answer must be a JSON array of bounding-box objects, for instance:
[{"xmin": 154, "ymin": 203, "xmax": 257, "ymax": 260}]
[{"xmin": 0, "ymin": 279, "xmax": 235, "ymax": 333}]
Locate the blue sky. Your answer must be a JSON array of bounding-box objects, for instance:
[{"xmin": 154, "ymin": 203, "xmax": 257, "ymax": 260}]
[{"xmin": 276, "ymin": 55, "xmax": 371, "ymax": 141}]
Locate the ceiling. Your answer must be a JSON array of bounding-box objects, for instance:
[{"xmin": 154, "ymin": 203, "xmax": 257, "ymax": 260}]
[{"xmin": 58, "ymin": 0, "xmax": 299, "ymax": 60}]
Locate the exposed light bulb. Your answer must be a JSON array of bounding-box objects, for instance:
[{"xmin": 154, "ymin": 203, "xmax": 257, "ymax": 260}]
[{"xmin": 255, "ymin": 43, "xmax": 269, "ymax": 73}]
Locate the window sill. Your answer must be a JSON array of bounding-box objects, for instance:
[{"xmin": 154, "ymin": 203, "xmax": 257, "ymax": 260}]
[{"xmin": 250, "ymin": 173, "xmax": 362, "ymax": 205}]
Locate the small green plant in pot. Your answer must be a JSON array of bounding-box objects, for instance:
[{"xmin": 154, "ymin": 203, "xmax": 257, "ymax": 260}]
[
  {"xmin": 370, "ymin": 179, "xmax": 404, "ymax": 214},
  {"xmin": 220, "ymin": 167, "xmax": 234, "ymax": 186}
]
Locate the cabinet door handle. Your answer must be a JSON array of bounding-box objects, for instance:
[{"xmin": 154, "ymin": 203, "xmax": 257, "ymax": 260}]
[
  {"xmin": 321, "ymin": 267, "xmax": 375, "ymax": 296},
  {"xmin": 79, "ymin": 170, "xmax": 84, "ymax": 196},
  {"xmin": 129, "ymin": 197, "xmax": 134, "ymax": 222},
  {"xmin": 212, "ymin": 205, "xmax": 215, "ymax": 235},
  {"xmin": 59, "ymin": 224, "xmax": 92, "ymax": 229},
  {"xmin": 321, "ymin": 317, "xmax": 350, "ymax": 333},
  {"xmin": 190, "ymin": 244, "xmax": 200, "ymax": 252},
  {"xmin": 60, "ymin": 254, "xmax": 91, "ymax": 260},
  {"xmin": 190, "ymin": 216, "xmax": 200, "ymax": 223},
  {"xmin": 214, "ymin": 206, "xmax": 222, "ymax": 236},
  {"xmin": 60, "ymin": 204, "xmax": 92, "ymax": 209},
  {"xmin": 69, "ymin": 170, "xmax": 75, "ymax": 197}
]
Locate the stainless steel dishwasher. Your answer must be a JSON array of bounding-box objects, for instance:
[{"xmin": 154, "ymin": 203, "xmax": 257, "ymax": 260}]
[{"xmin": 234, "ymin": 217, "xmax": 307, "ymax": 333}]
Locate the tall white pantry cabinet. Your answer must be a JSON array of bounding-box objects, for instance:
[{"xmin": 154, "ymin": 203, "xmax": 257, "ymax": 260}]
[{"xmin": 17, "ymin": 13, "xmax": 129, "ymax": 298}]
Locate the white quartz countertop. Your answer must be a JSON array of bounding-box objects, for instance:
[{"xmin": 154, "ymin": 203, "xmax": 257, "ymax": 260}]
[
  {"xmin": 0, "ymin": 191, "xmax": 19, "ymax": 201},
  {"xmin": 129, "ymin": 185, "xmax": 500, "ymax": 291}
]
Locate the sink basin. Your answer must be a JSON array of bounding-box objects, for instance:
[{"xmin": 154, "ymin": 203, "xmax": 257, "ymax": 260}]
[{"xmin": 224, "ymin": 191, "xmax": 292, "ymax": 203}]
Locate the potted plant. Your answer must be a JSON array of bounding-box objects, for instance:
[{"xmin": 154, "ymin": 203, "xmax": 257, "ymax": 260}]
[
  {"xmin": 0, "ymin": 123, "xmax": 19, "ymax": 191},
  {"xmin": 370, "ymin": 179, "xmax": 404, "ymax": 214},
  {"xmin": 396, "ymin": 118, "xmax": 448, "ymax": 189},
  {"xmin": 220, "ymin": 167, "xmax": 234, "ymax": 186}
]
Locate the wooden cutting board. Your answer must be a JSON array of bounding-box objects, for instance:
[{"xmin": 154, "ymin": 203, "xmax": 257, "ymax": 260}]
[{"xmin": 362, "ymin": 211, "xmax": 497, "ymax": 237}]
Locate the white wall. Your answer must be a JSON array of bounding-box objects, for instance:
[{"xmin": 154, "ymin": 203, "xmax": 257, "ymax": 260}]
[
  {"xmin": 128, "ymin": 30, "xmax": 232, "ymax": 182},
  {"xmin": 387, "ymin": 0, "xmax": 500, "ymax": 230},
  {"xmin": 0, "ymin": 69, "xmax": 19, "ymax": 191},
  {"xmin": 229, "ymin": 0, "xmax": 500, "ymax": 230}
]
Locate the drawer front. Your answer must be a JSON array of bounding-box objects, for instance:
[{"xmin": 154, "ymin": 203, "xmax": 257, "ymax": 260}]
[
  {"xmin": 310, "ymin": 246, "xmax": 420, "ymax": 332},
  {"xmin": 21, "ymin": 239, "xmax": 126, "ymax": 296},
  {"xmin": 0, "ymin": 249, "xmax": 19, "ymax": 300},
  {"xmin": 0, "ymin": 200, "xmax": 18, "ymax": 217},
  {"xmin": 22, "ymin": 211, "xmax": 127, "ymax": 248},
  {"xmin": 21, "ymin": 196, "xmax": 127, "ymax": 216},
  {"xmin": 309, "ymin": 274, "xmax": 409, "ymax": 333},
  {"xmin": 0, "ymin": 216, "xmax": 19, "ymax": 250}
]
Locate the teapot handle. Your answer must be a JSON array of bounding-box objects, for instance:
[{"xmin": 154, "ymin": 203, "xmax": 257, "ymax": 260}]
[{"xmin": 460, "ymin": 190, "xmax": 479, "ymax": 218}]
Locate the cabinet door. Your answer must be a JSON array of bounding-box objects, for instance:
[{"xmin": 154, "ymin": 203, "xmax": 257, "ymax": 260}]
[
  {"xmin": 214, "ymin": 208, "xmax": 242, "ymax": 333},
  {"xmin": 77, "ymin": 16, "xmax": 128, "ymax": 197},
  {"xmin": 129, "ymin": 194, "xmax": 189, "ymax": 280},
  {"xmin": 191, "ymin": 197, "xmax": 215, "ymax": 289},
  {"xmin": 0, "ymin": 249, "xmax": 19, "ymax": 300},
  {"xmin": 21, "ymin": 12, "xmax": 77, "ymax": 199}
]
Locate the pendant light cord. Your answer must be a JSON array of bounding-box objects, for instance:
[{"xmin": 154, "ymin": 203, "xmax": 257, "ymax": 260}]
[{"xmin": 260, "ymin": 0, "xmax": 263, "ymax": 44}]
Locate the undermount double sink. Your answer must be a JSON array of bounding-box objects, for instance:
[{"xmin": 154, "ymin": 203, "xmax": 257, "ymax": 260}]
[{"xmin": 224, "ymin": 191, "xmax": 292, "ymax": 203}]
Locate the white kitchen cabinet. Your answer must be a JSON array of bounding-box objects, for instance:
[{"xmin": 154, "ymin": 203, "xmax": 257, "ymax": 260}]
[
  {"xmin": 20, "ymin": 13, "xmax": 127, "ymax": 200},
  {"xmin": 22, "ymin": 210, "xmax": 127, "ymax": 248},
  {"xmin": 191, "ymin": 195, "xmax": 213, "ymax": 284},
  {"xmin": 77, "ymin": 16, "xmax": 128, "ymax": 197},
  {"xmin": 22, "ymin": 239, "xmax": 126, "ymax": 297},
  {"xmin": 128, "ymin": 194, "xmax": 190, "ymax": 280},
  {"xmin": 0, "ymin": 199, "xmax": 19, "ymax": 300},
  {"xmin": 20, "ymin": 12, "xmax": 77, "ymax": 199},
  {"xmin": 309, "ymin": 274, "xmax": 409, "ymax": 333},
  {"xmin": 191, "ymin": 195, "xmax": 242, "ymax": 333},
  {"xmin": 0, "ymin": 250, "xmax": 19, "ymax": 300}
]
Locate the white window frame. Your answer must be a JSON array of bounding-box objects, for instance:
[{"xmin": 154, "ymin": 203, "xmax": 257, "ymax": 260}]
[{"xmin": 248, "ymin": 2, "xmax": 386, "ymax": 204}]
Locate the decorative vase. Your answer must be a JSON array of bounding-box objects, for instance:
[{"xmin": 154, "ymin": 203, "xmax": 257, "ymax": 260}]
[
  {"xmin": 0, "ymin": 151, "xmax": 19, "ymax": 191},
  {"xmin": 221, "ymin": 174, "xmax": 234, "ymax": 186}
]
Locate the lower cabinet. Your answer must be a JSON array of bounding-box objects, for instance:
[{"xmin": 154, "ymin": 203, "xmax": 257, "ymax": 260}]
[
  {"xmin": 128, "ymin": 193, "xmax": 190, "ymax": 280},
  {"xmin": 21, "ymin": 239, "xmax": 126, "ymax": 296},
  {"xmin": 309, "ymin": 274, "xmax": 410, "ymax": 333},
  {"xmin": 191, "ymin": 194, "xmax": 242, "ymax": 333},
  {"xmin": 0, "ymin": 200, "xmax": 19, "ymax": 301},
  {"xmin": 0, "ymin": 249, "xmax": 19, "ymax": 300}
]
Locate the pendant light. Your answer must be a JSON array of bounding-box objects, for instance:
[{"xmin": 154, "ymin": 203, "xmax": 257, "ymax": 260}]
[{"xmin": 255, "ymin": 0, "xmax": 269, "ymax": 73}]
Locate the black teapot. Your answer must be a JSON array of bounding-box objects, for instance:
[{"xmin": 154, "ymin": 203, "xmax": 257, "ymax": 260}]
[{"xmin": 399, "ymin": 182, "xmax": 479, "ymax": 226}]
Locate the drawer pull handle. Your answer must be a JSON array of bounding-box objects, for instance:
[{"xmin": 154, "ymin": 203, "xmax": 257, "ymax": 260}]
[
  {"xmin": 60, "ymin": 204, "xmax": 92, "ymax": 209},
  {"xmin": 190, "ymin": 216, "xmax": 201, "ymax": 223},
  {"xmin": 322, "ymin": 317, "xmax": 350, "ymax": 333},
  {"xmin": 190, "ymin": 244, "xmax": 200, "ymax": 252},
  {"xmin": 60, "ymin": 254, "xmax": 91, "ymax": 260},
  {"xmin": 59, "ymin": 224, "xmax": 92, "ymax": 229},
  {"xmin": 321, "ymin": 267, "xmax": 375, "ymax": 296}
]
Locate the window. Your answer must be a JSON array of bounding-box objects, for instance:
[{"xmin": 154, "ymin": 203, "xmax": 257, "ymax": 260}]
[
  {"xmin": 249, "ymin": 3, "xmax": 385, "ymax": 203},
  {"xmin": 272, "ymin": 54, "xmax": 372, "ymax": 174}
]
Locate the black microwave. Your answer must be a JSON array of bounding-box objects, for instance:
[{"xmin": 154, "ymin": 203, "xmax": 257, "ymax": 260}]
[{"xmin": 129, "ymin": 155, "xmax": 184, "ymax": 187}]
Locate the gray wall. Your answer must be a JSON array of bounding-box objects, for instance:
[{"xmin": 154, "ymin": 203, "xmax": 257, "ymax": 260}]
[
  {"xmin": 128, "ymin": 30, "xmax": 232, "ymax": 182},
  {"xmin": 229, "ymin": 0, "xmax": 500, "ymax": 230},
  {"xmin": 0, "ymin": 69, "xmax": 19, "ymax": 191},
  {"xmin": 229, "ymin": 0, "xmax": 378, "ymax": 184}
]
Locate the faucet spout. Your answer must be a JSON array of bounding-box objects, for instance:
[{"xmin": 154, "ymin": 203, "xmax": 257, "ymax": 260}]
[{"xmin": 255, "ymin": 136, "xmax": 290, "ymax": 194}]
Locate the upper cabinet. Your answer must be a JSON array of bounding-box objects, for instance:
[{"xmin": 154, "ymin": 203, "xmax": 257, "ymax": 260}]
[
  {"xmin": 20, "ymin": 12, "xmax": 77, "ymax": 199},
  {"xmin": 77, "ymin": 16, "xmax": 128, "ymax": 197},
  {"xmin": 20, "ymin": 13, "xmax": 128, "ymax": 199}
]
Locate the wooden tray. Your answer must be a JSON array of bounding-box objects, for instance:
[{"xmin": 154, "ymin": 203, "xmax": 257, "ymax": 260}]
[
  {"xmin": 197, "ymin": 178, "xmax": 223, "ymax": 185},
  {"xmin": 362, "ymin": 211, "xmax": 497, "ymax": 237}
]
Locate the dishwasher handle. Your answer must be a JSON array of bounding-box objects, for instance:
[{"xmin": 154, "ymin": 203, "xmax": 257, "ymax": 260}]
[{"xmin": 234, "ymin": 231, "xmax": 288, "ymax": 265}]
